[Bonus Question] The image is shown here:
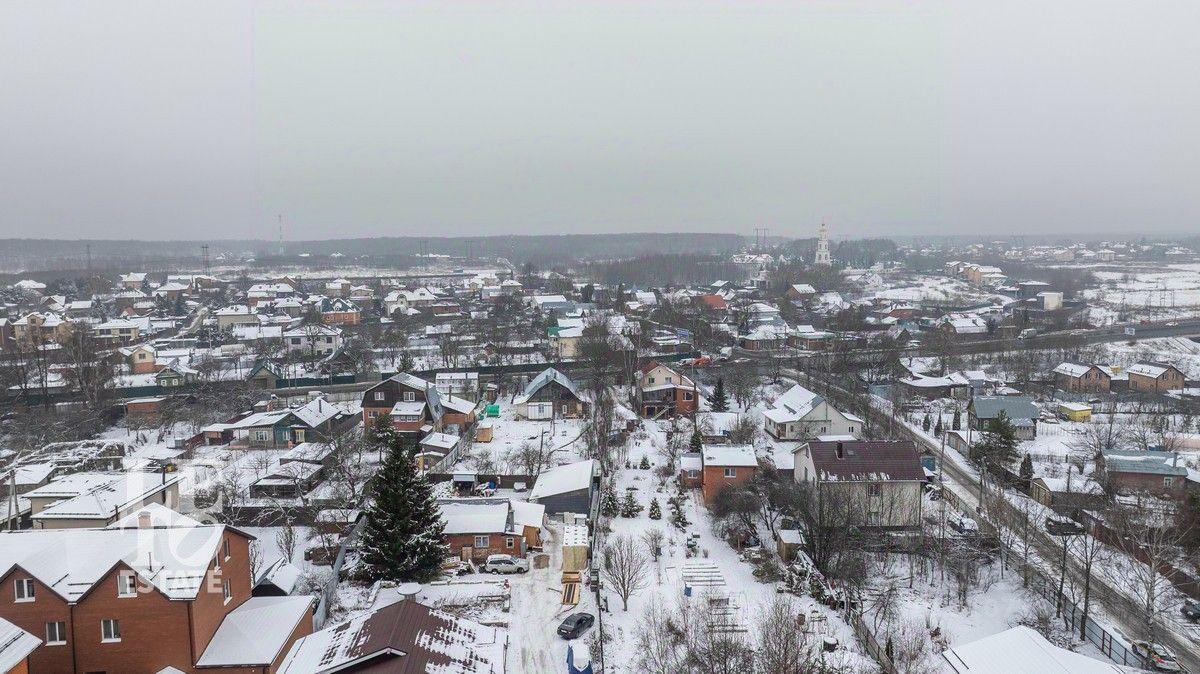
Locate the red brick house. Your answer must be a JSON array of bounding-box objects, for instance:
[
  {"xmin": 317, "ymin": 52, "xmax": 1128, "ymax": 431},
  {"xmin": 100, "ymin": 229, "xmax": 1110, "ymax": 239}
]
[
  {"xmin": 1127, "ymin": 362, "xmax": 1185, "ymax": 394},
  {"xmin": 438, "ymin": 501, "xmax": 526, "ymax": 563},
  {"xmin": 0, "ymin": 520, "xmax": 313, "ymax": 674},
  {"xmin": 360, "ymin": 373, "xmax": 476, "ymax": 436},
  {"xmin": 700, "ymin": 445, "xmax": 758, "ymax": 505},
  {"xmin": 635, "ymin": 361, "xmax": 698, "ymax": 419},
  {"xmin": 1052, "ymin": 362, "xmax": 1111, "ymax": 393}
]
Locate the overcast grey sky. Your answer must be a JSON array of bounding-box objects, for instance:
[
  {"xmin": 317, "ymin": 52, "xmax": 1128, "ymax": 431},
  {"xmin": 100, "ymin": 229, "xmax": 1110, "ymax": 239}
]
[{"xmin": 1, "ymin": 0, "xmax": 1197, "ymax": 240}]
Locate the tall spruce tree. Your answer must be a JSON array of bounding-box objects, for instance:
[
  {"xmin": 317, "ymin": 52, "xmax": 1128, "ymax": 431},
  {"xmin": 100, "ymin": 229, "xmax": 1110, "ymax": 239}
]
[
  {"xmin": 976, "ymin": 411, "xmax": 1020, "ymax": 468},
  {"xmin": 359, "ymin": 430, "xmax": 447, "ymax": 583},
  {"xmin": 710, "ymin": 377, "xmax": 729, "ymax": 412},
  {"xmin": 689, "ymin": 428, "xmax": 703, "ymax": 453}
]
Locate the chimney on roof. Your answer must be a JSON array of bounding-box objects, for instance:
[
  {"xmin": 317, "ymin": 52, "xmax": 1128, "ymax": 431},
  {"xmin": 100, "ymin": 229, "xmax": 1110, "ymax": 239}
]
[
  {"xmin": 137, "ymin": 510, "xmax": 152, "ymax": 528},
  {"xmin": 835, "ymin": 442, "xmax": 844, "ymax": 459}
]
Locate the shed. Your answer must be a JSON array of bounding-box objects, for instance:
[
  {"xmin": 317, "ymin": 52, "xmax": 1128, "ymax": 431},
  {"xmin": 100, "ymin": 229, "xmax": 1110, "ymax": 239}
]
[
  {"xmin": 561, "ymin": 523, "xmax": 590, "ymax": 572},
  {"xmin": 529, "ymin": 459, "xmax": 599, "ymax": 518},
  {"xmin": 475, "ymin": 418, "xmax": 494, "ymax": 443},
  {"xmin": 1056, "ymin": 402, "xmax": 1092, "ymax": 422}
]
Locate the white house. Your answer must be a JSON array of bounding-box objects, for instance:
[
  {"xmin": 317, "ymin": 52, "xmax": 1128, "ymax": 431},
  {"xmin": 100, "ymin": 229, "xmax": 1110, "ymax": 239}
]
[{"xmin": 762, "ymin": 384, "xmax": 862, "ymax": 441}]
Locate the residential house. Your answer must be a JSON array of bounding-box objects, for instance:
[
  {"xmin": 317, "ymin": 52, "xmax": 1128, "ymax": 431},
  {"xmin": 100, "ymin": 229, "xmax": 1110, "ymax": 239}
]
[
  {"xmin": 1098, "ymin": 449, "xmax": 1197, "ymax": 499},
  {"xmin": 360, "ymin": 373, "xmax": 476, "ymax": 436},
  {"xmin": 124, "ymin": 343, "xmax": 158, "ymax": 374},
  {"xmin": 968, "ymin": 396, "xmax": 1039, "ymax": 440},
  {"xmin": 438, "ymin": 501, "xmax": 526, "ymax": 562},
  {"xmin": 0, "ymin": 522, "xmax": 312, "ymax": 674},
  {"xmin": 277, "ymin": 596, "xmax": 501, "ymax": 674},
  {"xmin": 762, "ymin": 384, "xmax": 861, "ymax": 441},
  {"xmin": 12, "ymin": 313, "xmax": 71, "ymax": 345},
  {"xmin": 635, "ymin": 361, "xmax": 697, "ymax": 419},
  {"xmin": 513, "ymin": 368, "xmax": 586, "ymax": 420},
  {"xmin": 936, "ymin": 314, "xmax": 988, "ymax": 338},
  {"xmin": 282, "ymin": 325, "xmax": 342, "ymax": 358},
  {"xmin": 786, "ymin": 284, "xmax": 817, "ymax": 301},
  {"xmin": 793, "ymin": 440, "xmax": 924, "ymax": 529},
  {"xmin": 1127, "ymin": 362, "xmax": 1186, "ymax": 394},
  {"xmin": 679, "ymin": 453, "xmax": 703, "ymax": 489},
  {"xmin": 528, "ymin": 459, "xmax": 599, "ymax": 518},
  {"xmin": 415, "ymin": 432, "xmax": 461, "ymax": 472},
  {"xmin": 1052, "ymin": 362, "xmax": 1111, "ymax": 393},
  {"xmin": 214, "ymin": 305, "xmax": 260, "ymax": 330},
  {"xmin": 435, "ymin": 372, "xmax": 480, "ymax": 401},
  {"xmin": 700, "ymin": 445, "xmax": 758, "ymax": 505},
  {"xmin": 92, "ymin": 320, "xmax": 140, "ymax": 344},
  {"xmin": 318, "ymin": 297, "xmax": 361, "ymax": 326},
  {"xmin": 25, "ymin": 472, "xmax": 182, "ymax": 529}
]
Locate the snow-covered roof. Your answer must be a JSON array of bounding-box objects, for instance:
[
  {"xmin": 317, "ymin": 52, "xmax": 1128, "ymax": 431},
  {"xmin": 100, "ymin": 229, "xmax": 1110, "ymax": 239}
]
[
  {"xmin": 1127, "ymin": 362, "xmax": 1175, "ymax": 378},
  {"xmin": 941, "ymin": 625, "xmax": 1125, "ymax": 673},
  {"xmin": 0, "ymin": 616, "xmax": 40, "ymax": 672},
  {"xmin": 510, "ymin": 500, "xmax": 545, "ymax": 531},
  {"xmin": 439, "ymin": 502, "xmax": 511, "ymax": 534},
  {"xmin": 514, "ymin": 367, "xmax": 581, "ymax": 405},
  {"xmin": 31, "ymin": 473, "xmax": 181, "ymax": 522},
  {"xmin": 529, "ymin": 459, "xmax": 597, "ymax": 499},
  {"xmin": 680, "ymin": 453, "xmax": 703, "ymax": 471},
  {"xmin": 0, "ymin": 525, "xmax": 238, "ymax": 602},
  {"xmin": 1053, "ymin": 362, "xmax": 1094, "ymax": 378},
  {"xmin": 290, "ymin": 397, "xmax": 344, "ymax": 428},
  {"xmin": 420, "ymin": 432, "xmax": 460, "ymax": 450},
  {"xmin": 702, "ymin": 444, "xmax": 758, "ymax": 467},
  {"xmin": 196, "ymin": 596, "xmax": 313, "ymax": 667},
  {"xmin": 107, "ymin": 503, "xmax": 203, "ymax": 529},
  {"xmin": 763, "ymin": 384, "xmax": 823, "ymax": 424},
  {"xmin": 278, "ymin": 597, "xmax": 501, "ymax": 674},
  {"xmin": 255, "ymin": 557, "xmax": 303, "ymax": 595}
]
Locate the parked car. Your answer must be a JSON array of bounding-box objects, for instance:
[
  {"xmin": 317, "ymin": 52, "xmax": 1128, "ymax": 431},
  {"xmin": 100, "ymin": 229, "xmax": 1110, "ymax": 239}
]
[
  {"xmin": 1182, "ymin": 600, "xmax": 1200, "ymax": 622},
  {"xmin": 1045, "ymin": 517, "xmax": 1084, "ymax": 536},
  {"xmin": 483, "ymin": 554, "xmax": 529, "ymax": 574},
  {"xmin": 1131, "ymin": 641, "xmax": 1182, "ymax": 672},
  {"xmin": 557, "ymin": 612, "xmax": 595, "ymax": 639},
  {"xmin": 948, "ymin": 514, "xmax": 979, "ymax": 535}
]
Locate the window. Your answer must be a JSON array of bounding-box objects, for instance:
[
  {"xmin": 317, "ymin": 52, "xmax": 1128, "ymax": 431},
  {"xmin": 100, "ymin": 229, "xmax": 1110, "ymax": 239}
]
[
  {"xmin": 14, "ymin": 578, "xmax": 34, "ymax": 602},
  {"xmin": 723, "ymin": 468, "xmax": 736, "ymax": 478},
  {"xmin": 867, "ymin": 483, "xmax": 882, "ymax": 497},
  {"xmin": 687, "ymin": 469, "xmax": 699, "ymax": 478},
  {"xmin": 46, "ymin": 621, "xmax": 66, "ymax": 646},
  {"xmin": 403, "ymin": 391, "xmax": 415, "ymax": 402},
  {"xmin": 648, "ymin": 377, "xmax": 655, "ymax": 384},
  {"xmin": 222, "ymin": 579, "xmax": 232, "ymax": 604},
  {"xmin": 474, "ymin": 535, "xmax": 490, "ymax": 548},
  {"xmin": 291, "ymin": 337, "xmax": 301, "ymax": 345},
  {"xmin": 101, "ymin": 619, "xmax": 121, "ymax": 643},
  {"xmin": 367, "ymin": 411, "xmax": 377, "ymax": 419},
  {"xmin": 117, "ymin": 572, "xmax": 137, "ymax": 597},
  {"xmin": 505, "ymin": 537, "xmax": 515, "ymax": 549},
  {"xmin": 683, "ymin": 392, "xmax": 693, "ymax": 401},
  {"xmin": 374, "ymin": 391, "xmax": 385, "ymax": 401},
  {"xmin": 223, "ymin": 538, "xmax": 231, "ymax": 561},
  {"xmin": 252, "ymin": 430, "xmax": 269, "ymax": 443},
  {"xmin": 848, "ymin": 426, "xmax": 856, "ymax": 434},
  {"xmin": 1164, "ymin": 477, "xmax": 1175, "ymax": 488}
]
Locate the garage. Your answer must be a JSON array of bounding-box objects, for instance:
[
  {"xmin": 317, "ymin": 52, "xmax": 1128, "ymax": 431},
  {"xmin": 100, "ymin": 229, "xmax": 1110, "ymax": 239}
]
[{"xmin": 527, "ymin": 402, "xmax": 553, "ymax": 420}]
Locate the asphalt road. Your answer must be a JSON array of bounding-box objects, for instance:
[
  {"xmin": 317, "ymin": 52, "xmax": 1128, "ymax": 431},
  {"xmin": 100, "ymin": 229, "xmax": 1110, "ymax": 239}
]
[{"xmin": 787, "ymin": 367, "xmax": 1200, "ymax": 673}]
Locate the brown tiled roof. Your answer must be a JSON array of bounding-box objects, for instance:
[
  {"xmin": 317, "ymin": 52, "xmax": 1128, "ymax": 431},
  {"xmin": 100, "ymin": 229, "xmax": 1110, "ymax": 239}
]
[{"xmin": 806, "ymin": 440, "xmax": 924, "ymax": 482}]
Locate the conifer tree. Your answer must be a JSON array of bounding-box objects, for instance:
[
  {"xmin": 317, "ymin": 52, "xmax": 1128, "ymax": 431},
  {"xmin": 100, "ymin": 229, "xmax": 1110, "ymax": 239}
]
[
  {"xmin": 922, "ymin": 413, "xmax": 931, "ymax": 432},
  {"xmin": 689, "ymin": 428, "xmax": 703, "ymax": 453},
  {"xmin": 976, "ymin": 411, "xmax": 1020, "ymax": 468},
  {"xmin": 1019, "ymin": 453, "xmax": 1034, "ymax": 486},
  {"xmin": 620, "ymin": 491, "xmax": 644, "ymax": 518},
  {"xmin": 648, "ymin": 497, "xmax": 662, "ymax": 520},
  {"xmin": 639, "ymin": 455, "xmax": 650, "ymax": 470},
  {"xmin": 710, "ymin": 377, "xmax": 729, "ymax": 412},
  {"xmin": 952, "ymin": 409, "xmax": 961, "ymax": 431},
  {"xmin": 601, "ymin": 481, "xmax": 621, "ymax": 518},
  {"xmin": 934, "ymin": 417, "xmax": 943, "ymax": 436},
  {"xmin": 359, "ymin": 431, "xmax": 447, "ymax": 583}
]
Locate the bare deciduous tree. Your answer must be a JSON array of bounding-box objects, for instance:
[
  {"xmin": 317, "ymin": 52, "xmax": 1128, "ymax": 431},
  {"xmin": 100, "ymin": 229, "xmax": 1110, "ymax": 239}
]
[{"xmin": 601, "ymin": 534, "xmax": 650, "ymax": 611}]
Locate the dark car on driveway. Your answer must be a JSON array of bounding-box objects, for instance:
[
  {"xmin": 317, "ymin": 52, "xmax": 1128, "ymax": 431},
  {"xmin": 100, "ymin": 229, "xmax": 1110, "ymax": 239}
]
[
  {"xmin": 1182, "ymin": 600, "xmax": 1200, "ymax": 622},
  {"xmin": 557, "ymin": 612, "xmax": 595, "ymax": 640}
]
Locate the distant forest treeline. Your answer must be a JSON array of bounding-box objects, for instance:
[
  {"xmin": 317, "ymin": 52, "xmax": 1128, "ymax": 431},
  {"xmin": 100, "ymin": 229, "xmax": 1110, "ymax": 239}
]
[
  {"xmin": 0, "ymin": 232, "xmax": 747, "ymax": 274},
  {"xmin": 582, "ymin": 254, "xmax": 754, "ymax": 288}
]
